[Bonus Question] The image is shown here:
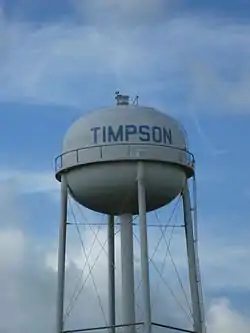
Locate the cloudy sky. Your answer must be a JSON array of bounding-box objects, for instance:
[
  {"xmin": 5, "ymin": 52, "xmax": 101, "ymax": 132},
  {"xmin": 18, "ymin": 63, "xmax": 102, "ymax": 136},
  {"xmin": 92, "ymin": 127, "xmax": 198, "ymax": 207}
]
[{"xmin": 1, "ymin": 1, "xmax": 250, "ymax": 333}]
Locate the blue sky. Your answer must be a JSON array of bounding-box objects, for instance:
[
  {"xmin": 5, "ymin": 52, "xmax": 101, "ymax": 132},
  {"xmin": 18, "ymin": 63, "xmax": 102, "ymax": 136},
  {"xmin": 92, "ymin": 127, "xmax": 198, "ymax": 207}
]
[{"xmin": 1, "ymin": 1, "xmax": 250, "ymax": 333}]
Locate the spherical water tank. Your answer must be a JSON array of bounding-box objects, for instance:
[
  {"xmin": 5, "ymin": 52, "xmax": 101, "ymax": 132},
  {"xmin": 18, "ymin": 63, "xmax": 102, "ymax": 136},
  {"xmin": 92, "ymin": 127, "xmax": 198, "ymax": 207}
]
[{"xmin": 55, "ymin": 95, "xmax": 194, "ymax": 215}]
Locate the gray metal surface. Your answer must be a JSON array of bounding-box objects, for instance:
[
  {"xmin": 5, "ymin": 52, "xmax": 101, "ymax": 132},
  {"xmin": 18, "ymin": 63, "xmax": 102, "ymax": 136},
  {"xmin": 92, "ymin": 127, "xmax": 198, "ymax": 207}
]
[
  {"xmin": 137, "ymin": 162, "xmax": 152, "ymax": 333},
  {"xmin": 56, "ymin": 175, "xmax": 68, "ymax": 333},
  {"xmin": 62, "ymin": 105, "xmax": 186, "ymax": 154},
  {"xmin": 55, "ymin": 103, "xmax": 194, "ymax": 215},
  {"xmin": 62, "ymin": 161, "xmax": 187, "ymax": 215},
  {"xmin": 107, "ymin": 215, "xmax": 116, "ymax": 333},
  {"xmin": 120, "ymin": 214, "xmax": 136, "ymax": 333},
  {"xmin": 182, "ymin": 181, "xmax": 204, "ymax": 333}
]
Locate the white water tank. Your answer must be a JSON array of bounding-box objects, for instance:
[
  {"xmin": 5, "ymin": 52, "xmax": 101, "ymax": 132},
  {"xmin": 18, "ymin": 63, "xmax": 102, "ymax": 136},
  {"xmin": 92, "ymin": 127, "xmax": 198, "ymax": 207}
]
[{"xmin": 55, "ymin": 95, "xmax": 194, "ymax": 214}]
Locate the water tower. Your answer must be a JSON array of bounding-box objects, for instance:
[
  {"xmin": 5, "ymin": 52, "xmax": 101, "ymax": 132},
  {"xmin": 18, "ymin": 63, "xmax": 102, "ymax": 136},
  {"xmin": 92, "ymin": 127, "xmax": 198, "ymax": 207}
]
[{"xmin": 55, "ymin": 93, "xmax": 206, "ymax": 333}]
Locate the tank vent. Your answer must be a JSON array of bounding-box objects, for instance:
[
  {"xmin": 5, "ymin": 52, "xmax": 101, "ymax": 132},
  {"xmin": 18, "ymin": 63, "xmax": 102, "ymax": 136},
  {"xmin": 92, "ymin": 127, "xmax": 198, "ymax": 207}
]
[{"xmin": 115, "ymin": 92, "xmax": 129, "ymax": 105}]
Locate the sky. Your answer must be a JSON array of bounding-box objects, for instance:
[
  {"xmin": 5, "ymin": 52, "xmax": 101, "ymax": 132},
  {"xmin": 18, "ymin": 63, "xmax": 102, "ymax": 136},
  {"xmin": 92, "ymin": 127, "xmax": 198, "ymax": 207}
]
[{"xmin": 0, "ymin": 0, "xmax": 250, "ymax": 332}]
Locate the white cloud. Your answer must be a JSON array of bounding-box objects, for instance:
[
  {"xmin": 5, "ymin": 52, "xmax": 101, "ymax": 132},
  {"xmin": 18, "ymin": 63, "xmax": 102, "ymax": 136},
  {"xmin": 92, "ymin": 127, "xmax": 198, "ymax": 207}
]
[
  {"xmin": 74, "ymin": 0, "xmax": 167, "ymax": 24},
  {"xmin": 0, "ymin": 2, "xmax": 249, "ymax": 326},
  {"xmin": 0, "ymin": 227, "xmax": 57, "ymax": 333},
  {"xmin": 1, "ymin": 6, "xmax": 250, "ymax": 113},
  {"xmin": 161, "ymin": 222, "xmax": 250, "ymax": 293},
  {"xmin": 0, "ymin": 158, "xmax": 248, "ymax": 332},
  {"xmin": 0, "ymin": 228, "xmax": 25, "ymax": 268},
  {"xmin": 0, "ymin": 180, "xmax": 249, "ymax": 332},
  {"xmin": 197, "ymin": 220, "xmax": 250, "ymax": 293},
  {"xmin": 188, "ymin": 59, "xmax": 250, "ymax": 114},
  {"xmin": 0, "ymin": 179, "xmax": 27, "ymax": 227},
  {"xmin": 200, "ymin": 242, "xmax": 250, "ymax": 292},
  {"xmin": 1, "ymin": 166, "xmax": 249, "ymax": 295},
  {"xmin": 1, "ymin": 223, "xmax": 250, "ymax": 333},
  {"xmin": 207, "ymin": 298, "xmax": 250, "ymax": 333},
  {"xmin": 0, "ymin": 169, "xmax": 59, "ymax": 196}
]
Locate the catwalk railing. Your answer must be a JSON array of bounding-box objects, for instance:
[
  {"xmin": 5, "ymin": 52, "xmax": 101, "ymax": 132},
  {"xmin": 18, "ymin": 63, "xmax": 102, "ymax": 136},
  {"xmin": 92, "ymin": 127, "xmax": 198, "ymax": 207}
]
[{"xmin": 55, "ymin": 143, "xmax": 195, "ymax": 176}]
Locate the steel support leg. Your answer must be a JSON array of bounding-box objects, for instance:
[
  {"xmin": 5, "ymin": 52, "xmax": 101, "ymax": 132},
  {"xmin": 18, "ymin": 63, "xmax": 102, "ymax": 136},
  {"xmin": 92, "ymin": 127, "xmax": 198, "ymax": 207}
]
[
  {"xmin": 137, "ymin": 162, "xmax": 152, "ymax": 333},
  {"xmin": 108, "ymin": 215, "xmax": 116, "ymax": 333},
  {"xmin": 120, "ymin": 214, "xmax": 136, "ymax": 333},
  {"xmin": 182, "ymin": 180, "xmax": 204, "ymax": 333},
  {"xmin": 56, "ymin": 175, "xmax": 68, "ymax": 333}
]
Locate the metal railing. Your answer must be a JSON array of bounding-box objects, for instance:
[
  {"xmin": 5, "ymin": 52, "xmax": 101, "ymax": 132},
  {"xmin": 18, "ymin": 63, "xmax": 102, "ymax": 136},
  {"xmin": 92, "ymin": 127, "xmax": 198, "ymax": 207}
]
[{"xmin": 55, "ymin": 143, "xmax": 195, "ymax": 174}]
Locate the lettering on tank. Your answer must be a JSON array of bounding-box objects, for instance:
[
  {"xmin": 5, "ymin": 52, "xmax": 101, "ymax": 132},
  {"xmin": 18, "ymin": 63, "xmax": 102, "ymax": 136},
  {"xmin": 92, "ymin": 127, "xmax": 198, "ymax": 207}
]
[{"xmin": 90, "ymin": 125, "xmax": 172, "ymax": 145}]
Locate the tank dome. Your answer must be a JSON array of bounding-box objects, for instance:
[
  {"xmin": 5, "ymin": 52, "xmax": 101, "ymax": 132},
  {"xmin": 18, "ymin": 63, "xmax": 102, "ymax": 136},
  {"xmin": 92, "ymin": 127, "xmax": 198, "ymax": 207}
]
[{"xmin": 55, "ymin": 95, "xmax": 194, "ymax": 215}]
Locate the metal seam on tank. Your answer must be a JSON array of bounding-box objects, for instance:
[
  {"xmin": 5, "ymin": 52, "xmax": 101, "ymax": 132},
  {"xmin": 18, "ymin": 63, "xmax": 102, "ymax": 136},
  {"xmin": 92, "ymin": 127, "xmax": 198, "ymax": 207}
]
[
  {"xmin": 55, "ymin": 159, "xmax": 194, "ymax": 182},
  {"xmin": 55, "ymin": 143, "xmax": 194, "ymax": 165}
]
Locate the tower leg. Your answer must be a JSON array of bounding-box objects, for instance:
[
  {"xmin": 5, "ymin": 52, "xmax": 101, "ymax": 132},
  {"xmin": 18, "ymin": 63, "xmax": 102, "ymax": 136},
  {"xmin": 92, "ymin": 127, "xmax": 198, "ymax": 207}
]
[
  {"xmin": 56, "ymin": 175, "xmax": 68, "ymax": 333},
  {"xmin": 120, "ymin": 213, "xmax": 136, "ymax": 333},
  {"xmin": 182, "ymin": 179, "xmax": 204, "ymax": 333},
  {"xmin": 137, "ymin": 162, "xmax": 152, "ymax": 333},
  {"xmin": 108, "ymin": 215, "xmax": 116, "ymax": 333}
]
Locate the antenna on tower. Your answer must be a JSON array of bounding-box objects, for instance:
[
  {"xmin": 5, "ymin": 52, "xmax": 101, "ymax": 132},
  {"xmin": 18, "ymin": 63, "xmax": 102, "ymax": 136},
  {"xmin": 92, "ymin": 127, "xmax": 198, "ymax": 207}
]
[{"xmin": 132, "ymin": 95, "xmax": 139, "ymax": 105}]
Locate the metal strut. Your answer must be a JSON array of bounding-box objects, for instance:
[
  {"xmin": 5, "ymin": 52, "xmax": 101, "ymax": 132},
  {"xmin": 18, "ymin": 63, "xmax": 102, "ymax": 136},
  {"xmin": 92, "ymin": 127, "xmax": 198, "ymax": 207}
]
[
  {"xmin": 56, "ymin": 175, "xmax": 68, "ymax": 333},
  {"xmin": 192, "ymin": 176, "xmax": 206, "ymax": 333},
  {"xmin": 120, "ymin": 213, "xmax": 136, "ymax": 333},
  {"xmin": 137, "ymin": 162, "xmax": 152, "ymax": 333},
  {"xmin": 108, "ymin": 215, "xmax": 116, "ymax": 333},
  {"xmin": 182, "ymin": 178, "xmax": 205, "ymax": 333}
]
